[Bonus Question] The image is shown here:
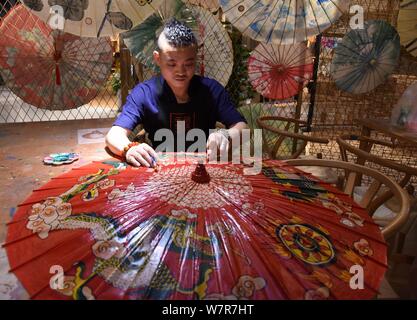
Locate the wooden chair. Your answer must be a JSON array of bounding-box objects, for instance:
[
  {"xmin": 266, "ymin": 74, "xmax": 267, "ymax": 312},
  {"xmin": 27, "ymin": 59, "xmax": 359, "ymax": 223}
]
[
  {"xmin": 284, "ymin": 159, "xmax": 410, "ymax": 240},
  {"xmin": 337, "ymin": 134, "xmax": 417, "ymax": 252},
  {"xmin": 257, "ymin": 116, "xmax": 329, "ymax": 160}
]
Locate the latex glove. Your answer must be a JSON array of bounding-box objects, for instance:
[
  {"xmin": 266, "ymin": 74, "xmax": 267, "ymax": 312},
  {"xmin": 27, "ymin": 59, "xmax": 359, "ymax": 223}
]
[
  {"xmin": 207, "ymin": 129, "xmax": 230, "ymax": 161},
  {"xmin": 125, "ymin": 143, "xmax": 158, "ymax": 168}
]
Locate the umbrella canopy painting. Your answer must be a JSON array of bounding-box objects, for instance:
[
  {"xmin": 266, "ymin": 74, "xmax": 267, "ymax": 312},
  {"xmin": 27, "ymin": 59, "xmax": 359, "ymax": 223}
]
[
  {"xmin": 4, "ymin": 155, "xmax": 387, "ymax": 300},
  {"xmin": 123, "ymin": 0, "xmax": 233, "ymax": 87},
  {"xmin": 0, "ymin": 5, "xmax": 113, "ymax": 110},
  {"xmin": 185, "ymin": 0, "xmax": 220, "ymax": 12},
  {"xmin": 398, "ymin": 0, "xmax": 417, "ymax": 57},
  {"xmin": 219, "ymin": 0, "xmax": 349, "ymax": 44},
  {"xmin": 248, "ymin": 43, "xmax": 314, "ymax": 100},
  {"xmin": 21, "ymin": 0, "xmax": 164, "ymax": 37},
  {"xmin": 331, "ymin": 20, "xmax": 401, "ymax": 95}
]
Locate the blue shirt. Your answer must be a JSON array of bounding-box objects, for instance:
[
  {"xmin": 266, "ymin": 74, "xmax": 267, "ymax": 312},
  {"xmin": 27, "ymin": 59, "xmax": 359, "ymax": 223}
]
[{"xmin": 113, "ymin": 75, "xmax": 246, "ymax": 150}]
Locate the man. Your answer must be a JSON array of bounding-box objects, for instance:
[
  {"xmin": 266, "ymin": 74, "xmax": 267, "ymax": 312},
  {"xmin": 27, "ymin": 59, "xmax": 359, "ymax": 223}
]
[{"xmin": 106, "ymin": 18, "xmax": 247, "ymax": 167}]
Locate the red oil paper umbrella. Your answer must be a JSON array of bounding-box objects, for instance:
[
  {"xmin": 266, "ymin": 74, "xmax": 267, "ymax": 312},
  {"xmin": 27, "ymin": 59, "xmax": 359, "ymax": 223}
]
[
  {"xmin": 4, "ymin": 154, "xmax": 386, "ymax": 300},
  {"xmin": 0, "ymin": 5, "xmax": 113, "ymax": 110},
  {"xmin": 248, "ymin": 42, "xmax": 314, "ymax": 100}
]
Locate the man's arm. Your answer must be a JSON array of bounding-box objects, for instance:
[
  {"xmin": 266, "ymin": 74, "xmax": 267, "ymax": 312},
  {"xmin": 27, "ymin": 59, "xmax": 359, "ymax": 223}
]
[
  {"xmin": 105, "ymin": 126, "xmax": 133, "ymax": 157},
  {"xmin": 105, "ymin": 126, "xmax": 158, "ymax": 167}
]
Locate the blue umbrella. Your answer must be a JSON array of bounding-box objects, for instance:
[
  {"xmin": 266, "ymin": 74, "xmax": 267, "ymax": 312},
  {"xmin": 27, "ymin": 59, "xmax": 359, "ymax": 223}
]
[{"xmin": 331, "ymin": 20, "xmax": 401, "ymax": 94}]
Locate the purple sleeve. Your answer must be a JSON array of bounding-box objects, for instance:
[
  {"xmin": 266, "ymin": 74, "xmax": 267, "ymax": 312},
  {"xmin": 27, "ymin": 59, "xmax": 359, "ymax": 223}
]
[
  {"xmin": 214, "ymin": 82, "xmax": 247, "ymax": 128},
  {"xmin": 113, "ymin": 85, "xmax": 145, "ymax": 131}
]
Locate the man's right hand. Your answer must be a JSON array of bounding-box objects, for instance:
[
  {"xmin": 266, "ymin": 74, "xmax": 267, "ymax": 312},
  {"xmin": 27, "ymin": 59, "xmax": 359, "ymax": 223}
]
[{"xmin": 125, "ymin": 143, "xmax": 158, "ymax": 168}]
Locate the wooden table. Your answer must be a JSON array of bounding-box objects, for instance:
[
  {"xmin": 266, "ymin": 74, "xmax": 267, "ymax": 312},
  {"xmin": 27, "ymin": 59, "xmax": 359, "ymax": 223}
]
[{"xmin": 357, "ymin": 118, "xmax": 417, "ymax": 148}]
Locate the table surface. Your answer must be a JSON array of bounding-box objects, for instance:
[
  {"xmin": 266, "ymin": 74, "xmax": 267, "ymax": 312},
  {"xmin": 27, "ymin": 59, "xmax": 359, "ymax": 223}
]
[{"xmin": 357, "ymin": 118, "xmax": 417, "ymax": 147}]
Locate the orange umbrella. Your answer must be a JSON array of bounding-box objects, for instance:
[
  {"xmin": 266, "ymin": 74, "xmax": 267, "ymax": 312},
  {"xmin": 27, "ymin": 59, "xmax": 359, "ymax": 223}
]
[
  {"xmin": 0, "ymin": 5, "xmax": 113, "ymax": 110},
  {"xmin": 4, "ymin": 154, "xmax": 386, "ymax": 299}
]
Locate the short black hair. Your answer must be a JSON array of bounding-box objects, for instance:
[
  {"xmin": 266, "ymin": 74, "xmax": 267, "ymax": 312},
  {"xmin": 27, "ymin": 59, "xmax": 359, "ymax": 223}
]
[{"xmin": 158, "ymin": 18, "xmax": 197, "ymax": 49}]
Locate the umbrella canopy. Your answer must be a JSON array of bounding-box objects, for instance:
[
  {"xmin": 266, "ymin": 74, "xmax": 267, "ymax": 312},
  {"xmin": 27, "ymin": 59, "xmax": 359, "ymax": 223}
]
[
  {"xmin": 398, "ymin": 0, "xmax": 417, "ymax": 57},
  {"xmin": 219, "ymin": 0, "xmax": 349, "ymax": 44},
  {"xmin": 185, "ymin": 0, "xmax": 220, "ymax": 12},
  {"xmin": 248, "ymin": 43, "xmax": 314, "ymax": 100},
  {"xmin": 21, "ymin": 0, "xmax": 163, "ymax": 37},
  {"xmin": 123, "ymin": 0, "xmax": 233, "ymax": 87},
  {"xmin": 0, "ymin": 5, "xmax": 113, "ymax": 110},
  {"xmin": 331, "ymin": 20, "xmax": 401, "ymax": 95},
  {"xmin": 5, "ymin": 154, "xmax": 387, "ymax": 300}
]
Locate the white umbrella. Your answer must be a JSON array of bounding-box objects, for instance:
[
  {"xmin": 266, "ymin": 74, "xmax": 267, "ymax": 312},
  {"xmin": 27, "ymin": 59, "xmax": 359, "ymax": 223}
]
[{"xmin": 21, "ymin": 0, "xmax": 163, "ymax": 37}]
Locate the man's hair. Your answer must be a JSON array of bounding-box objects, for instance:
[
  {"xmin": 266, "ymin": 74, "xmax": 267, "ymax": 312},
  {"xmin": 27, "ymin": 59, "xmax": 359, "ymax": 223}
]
[{"xmin": 157, "ymin": 18, "xmax": 197, "ymax": 50}]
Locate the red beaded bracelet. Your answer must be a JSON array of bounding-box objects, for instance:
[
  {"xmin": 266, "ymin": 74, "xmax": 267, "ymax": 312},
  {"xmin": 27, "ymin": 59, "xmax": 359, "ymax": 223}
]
[{"xmin": 123, "ymin": 141, "xmax": 140, "ymax": 158}]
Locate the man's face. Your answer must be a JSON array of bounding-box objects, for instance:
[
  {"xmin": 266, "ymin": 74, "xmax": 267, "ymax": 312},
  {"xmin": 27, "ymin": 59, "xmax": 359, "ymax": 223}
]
[{"xmin": 153, "ymin": 45, "xmax": 197, "ymax": 94}]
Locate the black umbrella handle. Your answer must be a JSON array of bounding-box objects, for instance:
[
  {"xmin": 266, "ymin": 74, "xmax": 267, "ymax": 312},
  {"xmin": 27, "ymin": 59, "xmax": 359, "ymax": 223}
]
[{"xmin": 97, "ymin": 0, "xmax": 113, "ymax": 38}]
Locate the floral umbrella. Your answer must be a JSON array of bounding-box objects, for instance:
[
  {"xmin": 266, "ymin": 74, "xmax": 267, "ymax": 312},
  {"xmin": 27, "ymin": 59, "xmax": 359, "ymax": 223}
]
[
  {"xmin": 0, "ymin": 5, "xmax": 113, "ymax": 110},
  {"xmin": 4, "ymin": 154, "xmax": 387, "ymax": 300},
  {"xmin": 21, "ymin": 0, "xmax": 163, "ymax": 37},
  {"xmin": 398, "ymin": 0, "xmax": 417, "ymax": 57},
  {"xmin": 331, "ymin": 20, "xmax": 401, "ymax": 95},
  {"xmin": 122, "ymin": 0, "xmax": 233, "ymax": 87},
  {"xmin": 219, "ymin": 0, "xmax": 349, "ymax": 44},
  {"xmin": 248, "ymin": 42, "xmax": 314, "ymax": 100}
]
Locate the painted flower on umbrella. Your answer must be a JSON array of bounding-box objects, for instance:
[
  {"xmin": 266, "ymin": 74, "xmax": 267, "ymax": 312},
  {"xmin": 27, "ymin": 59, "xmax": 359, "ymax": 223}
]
[
  {"xmin": 305, "ymin": 287, "xmax": 330, "ymax": 300},
  {"xmin": 22, "ymin": 0, "xmax": 44, "ymax": 11},
  {"xmin": 353, "ymin": 239, "xmax": 374, "ymax": 257},
  {"xmin": 26, "ymin": 197, "xmax": 72, "ymax": 239},
  {"xmin": 107, "ymin": 183, "xmax": 137, "ymax": 202},
  {"xmin": 49, "ymin": 0, "xmax": 89, "ymax": 21},
  {"xmin": 96, "ymin": 178, "xmax": 115, "ymax": 190},
  {"xmin": 231, "ymin": 275, "xmax": 266, "ymax": 299},
  {"xmin": 55, "ymin": 275, "xmax": 95, "ymax": 300},
  {"xmin": 92, "ymin": 240, "xmax": 126, "ymax": 260}
]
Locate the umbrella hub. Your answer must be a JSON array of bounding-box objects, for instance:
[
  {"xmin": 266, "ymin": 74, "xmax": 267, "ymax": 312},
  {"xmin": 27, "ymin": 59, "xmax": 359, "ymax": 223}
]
[
  {"xmin": 54, "ymin": 51, "xmax": 62, "ymax": 62},
  {"xmin": 191, "ymin": 163, "xmax": 211, "ymax": 184},
  {"xmin": 273, "ymin": 64, "xmax": 286, "ymax": 75}
]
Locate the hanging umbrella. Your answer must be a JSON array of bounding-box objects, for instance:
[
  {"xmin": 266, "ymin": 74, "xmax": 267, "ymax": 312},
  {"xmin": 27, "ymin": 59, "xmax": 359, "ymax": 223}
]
[
  {"xmin": 330, "ymin": 20, "xmax": 401, "ymax": 95},
  {"xmin": 185, "ymin": 0, "xmax": 220, "ymax": 12},
  {"xmin": 219, "ymin": 0, "xmax": 349, "ymax": 44},
  {"xmin": 122, "ymin": 0, "xmax": 234, "ymax": 87},
  {"xmin": 398, "ymin": 0, "xmax": 417, "ymax": 57},
  {"xmin": 4, "ymin": 154, "xmax": 387, "ymax": 300},
  {"xmin": 21, "ymin": 0, "xmax": 163, "ymax": 38},
  {"xmin": 0, "ymin": 5, "xmax": 113, "ymax": 110},
  {"xmin": 248, "ymin": 43, "xmax": 314, "ymax": 100}
]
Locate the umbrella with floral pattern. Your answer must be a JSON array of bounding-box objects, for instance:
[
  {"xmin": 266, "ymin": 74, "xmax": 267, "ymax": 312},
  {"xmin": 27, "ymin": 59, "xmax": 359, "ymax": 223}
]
[
  {"xmin": 331, "ymin": 20, "xmax": 401, "ymax": 95},
  {"xmin": 21, "ymin": 0, "xmax": 163, "ymax": 37},
  {"xmin": 4, "ymin": 154, "xmax": 387, "ymax": 300},
  {"xmin": 219, "ymin": 0, "xmax": 349, "ymax": 44},
  {"xmin": 0, "ymin": 5, "xmax": 113, "ymax": 110}
]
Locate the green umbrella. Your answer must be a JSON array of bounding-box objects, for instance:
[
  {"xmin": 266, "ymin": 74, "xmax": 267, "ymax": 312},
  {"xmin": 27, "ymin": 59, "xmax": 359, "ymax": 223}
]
[
  {"xmin": 331, "ymin": 20, "xmax": 401, "ymax": 94},
  {"xmin": 238, "ymin": 102, "xmax": 302, "ymax": 158},
  {"xmin": 122, "ymin": 0, "xmax": 198, "ymax": 72},
  {"xmin": 122, "ymin": 0, "xmax": 234, "ymax": 87}
]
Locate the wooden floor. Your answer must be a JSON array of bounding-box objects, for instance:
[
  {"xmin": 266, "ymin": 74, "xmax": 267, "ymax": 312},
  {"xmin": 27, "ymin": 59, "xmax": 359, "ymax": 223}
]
[{"xmin": 0, "ymin": 119, "xmax": 416, "ymax": 299}]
